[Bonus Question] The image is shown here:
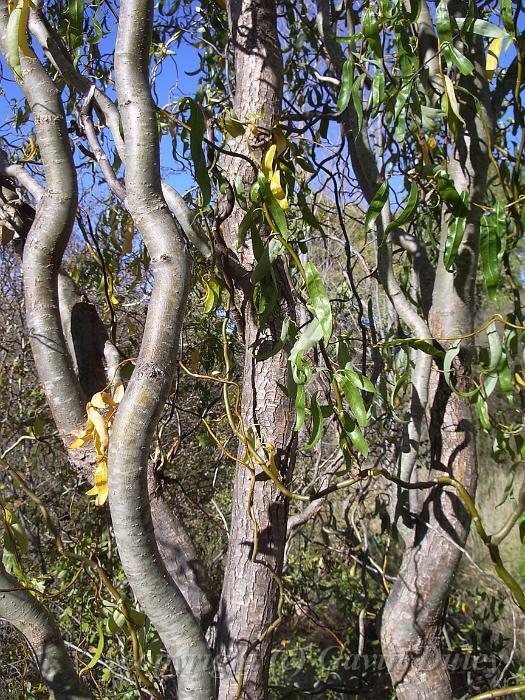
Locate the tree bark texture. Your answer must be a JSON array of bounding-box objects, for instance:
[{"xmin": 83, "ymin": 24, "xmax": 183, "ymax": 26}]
[
  {"xmin": 380, "ymin": 6, "xmax": 493, "ymax": 696},
  {"xmin": 213, "ymin": 1, "xmax": 295, "ymax": 698}
]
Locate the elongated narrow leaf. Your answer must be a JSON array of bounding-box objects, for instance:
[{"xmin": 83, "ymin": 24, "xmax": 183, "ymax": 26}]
[
  {"xmin": 486, "ymin": 36, "xmax": 504, "ymax": 79},
  {"xmin": 480, "ymin": 202, "xmax": 506, "ymax": 301},
  {"xmin": 456, "ymin": 17, "xmax": 505, "ymax": 38},
  {"xmin": 351, "ymin": 73, "xmax": 367, "ymax": 134},
  {"xmin": 294, "ymin": 382, "xmax": 306, "ymax": 431},
  {"xmin": 385, "ymin": 181, "xmax": 418, "ymax": 234},
  {"xmin": 365, "ymin": 181, "xmax": 389, "ymax": 232},
  {"xmin": 362, "ymin": 10, "xmax": 382, "ymax": 58},
  {"xmin": 337, "ymin": 372, "xmax": 368, "ymax": 428},
  {"xmin": 393, "ymin": 82, "xmax": 411, "ymax": 144},
  {"xmin": 289, "ymin": 318, "xmax": 323, "ymax": 383},
  {"xmin": 500, "ymin": 0, "xmax": 514, "ymax": 35},
  {"xmin": 344, "ymin": 367, "xmax": 375, "ymax": 394},
  {"xmin": 444, "ymin": 194, "xmax": 468, "ymax": 271},
  {"xmin": 304, "ymin": 393, "xmax": 324, "ymax": 449},
  {"xmin": 443, "ymin": 42, "xmax": 474, "ymax": 75},
  {"xmin": 341, "ymin": 411, "xmax": 368, "ymax": 458},
  {"xmin": 337, "ymin": 59, "xmax": 354, "ymax": 112},
  {"xmin": 486, "ymin": 322, "xmax": 502, "ymax": 371},
  {"xmin": 436, "ymin": 173, "xmax": 470, "ymax": 216},
  {"xmin": 189, "ymin": 101, "xmax": 211, "ymax": 206},
  {"xmin": 443, "ymin": 75, "xmax": 464, "ymax": 124},
  {"xmin": 305, "ymin": 262, "xmax": 332, "ymax": 342},
  {"xmin": 250, "ymin": 237, "xmax": 283, "ymax": 284}
]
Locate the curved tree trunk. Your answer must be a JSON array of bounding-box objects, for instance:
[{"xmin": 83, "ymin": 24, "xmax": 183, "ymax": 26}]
[
  {"xmin": 0, "ymin": 560, "xmax": 91, "ymax": 699},
  {"xmin": 108, "ymin": 0, "xmax": 214, "ymax": 696},
  {"xmin": 380, "ymin": 5, "xmax": 493, "ymax": 694}
]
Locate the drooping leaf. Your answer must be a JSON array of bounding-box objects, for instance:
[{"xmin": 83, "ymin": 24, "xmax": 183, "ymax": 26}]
[
  {"xmin": 443, "ymin": 42, "xmax": 474, "ymax": 75},
  {"xmin": 337, "ymin": 59, "xmax": 354, "ymax": 112},
  {"xmin": 336, "ymin": 372, "xmax": 368, "ymax": 428},
  {"xmin": 480, "ymin": 202, "xmax": 506, "ymax": 301},
  {"xmin": 189, "ymin": 101, "xmax": 211, "ymax": 206},
  {"xmin": 365, "ymin": 181, "xmax": 389, "ymax": 232},
  {"xmin": 486, "ymin": 36, "xmax": 504, "ymax": 80},
  {"xmin": 385, "ymin": 181, "xmax": 418, "ymax": 234},
  {"xmin": 444, "ymin": 193, "xmax": 468, "ymax": 271},
  {"xmin": 303, "ymin": 393, "xmax": 324, "ymax": 449},
  {"xmin": 305, "ymin": 262, "xmax": 332, "ymax": 343}
]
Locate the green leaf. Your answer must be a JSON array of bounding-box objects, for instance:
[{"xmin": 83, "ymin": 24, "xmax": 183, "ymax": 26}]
[
  {"xmin": 224, "ymin": 111, "xmax": 245, "ymax": 137},
  {"xmin": 436, "ymin": 0, "xmax": 451, "ymax": 41},
  {"xmin": 486, "ymin": 322, "xmax": 502, "ymax": 371},
  {"xmin": 455, "ymin": 18, "xmax": 506, "ymax": 38},
  {"xmin": 289, "ymin": 319, "xmax": 323, "ymax": 384},
  {"xmin": 480, "ymin": 202, "xmax": 506, "ymax": 302},
  {"xmin": 393, "ymin": 82, "xmax": 412, "ymax": 144},
  {"xmin": 443, "ymin": 341, "xmax": 461, "ymax": 390},
  {"xmin": 371, "ymin": 69, "xmax": 385, "ymax": 117},
  {"xmin": 337, "ymin": 373, "xmax": 368, "ymax": 428},
  {"xmin": 343, "ymin": 367, "xmax": 375, "ymax": 393},
  {"xmin": 365, "ymin": 181, "xmax": 389, "ymax": 232},
  {"xmin": 68, "ymin": 0, "xmax": 84, "ymax": 50},
  {"xmin": 362, "ymin": 10, "xmax": 382, "ymax": 58},
  {"xmin": 294, "ymin": 382, "xmax": 306, "ymax": 431},
  {"xmin": 304, "ymin": 393, "xmax": 323, "ymax": 449},
  {"xmin": 500, "ymin": 0, "xmax": 514, "ymax": 35},
  {"xmin": 189, "ymin": 101, "xmax": 211, "ymax": 206},
  {"xmin": 305, "ymin": 262, "xmax": 332, "ymax": 343},
  {"xmin": 337, "ymin": 59, "xmax": 354, "ymax": 112},
  {"xmin": 476, "ymin": 393, "xmax": 491, "ymax": 431},
  {"xmin": 79, "ymin": 620, "xmax": 104, "ymax": 675},
  {"xmin": 436, "ymin": 172, "xmax": 470, "ymax": 216},
  {"xmin": 385, "ymin": 181, "xmax": 418, "ymax": 234},
  {"xmin": 250, "ymin": 237, "xmax": 283, "ymax": 284},
  {"xmin": 341, "ymin": 412, "xmax": 368, "ymax": 458},
  {"xmin": 443, "ymin": 42, "xmax": 474, "ymax": 75},
  {"xmin": 444, "ymin": 194, "xmax": 468, "ymax": 271},
  {"xmin": 351, "ymin": 73, "xmax": 367, "ymax": 134}
]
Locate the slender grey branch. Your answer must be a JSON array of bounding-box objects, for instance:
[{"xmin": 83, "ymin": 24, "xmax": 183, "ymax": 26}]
[
  {"xmin": 28, "ymin": 8, "xmax": 211, "ymax": 258},
  {"xmin": 0, "ymin": 152, "xmax": 44, "ymax": 201},
  {"xmin": 110, "ymin": 0, "xmax": 214, "ymax": 695},
  {"xmin": 79, "ymin": 87, "xmax": 127, "ymax": 203}
]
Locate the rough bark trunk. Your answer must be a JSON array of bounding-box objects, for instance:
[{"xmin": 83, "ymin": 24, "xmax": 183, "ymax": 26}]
[{"xmin": 213, "ymin": 1, "xmax": 294, "ymax": 697}]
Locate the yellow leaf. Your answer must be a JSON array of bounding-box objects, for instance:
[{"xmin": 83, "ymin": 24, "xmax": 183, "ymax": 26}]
[
  {"xmin": 91, "ymin": 391, "xmax": 116, "ymax": 409},
  {"xmin": 270, "ymin": 169, "xmax": 285, "ymax": 200},
  {"xmin": 112, "ymin": 381, "xmax": 125, "ymax": 404},
  {"xmin": 272, "ymin": 127, "xmax": 288, "ymax": 156},
  {"xmin": 262, "ymin": 144, "xmax": 276, "ymax": 179},
  {"xmin": 515, "ymin": 372, "xmax": 525, "ymax": 389},
  {"xmin": 68, "ymin": 422, "xmax": 94, "ymax": 449},
  {"xmin": 486, "ymin": 37, "xmax": 503, "ymax": 80},
  {"xmin": 87, "ymin": 405, "xmax": 109, "ymax": 449},
  {"xmin": 86, "ymin": 460, "xmax": 108, "ymax": 506}
]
